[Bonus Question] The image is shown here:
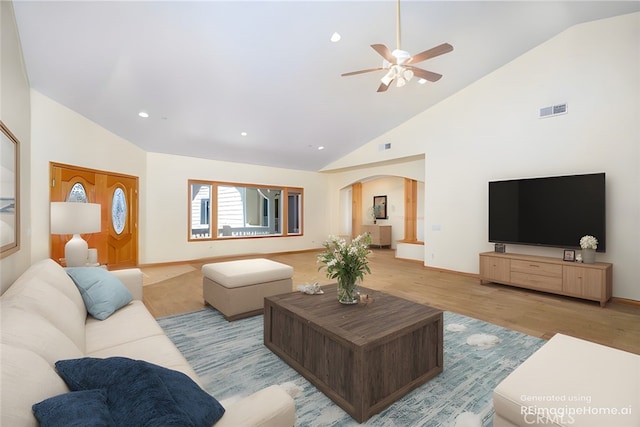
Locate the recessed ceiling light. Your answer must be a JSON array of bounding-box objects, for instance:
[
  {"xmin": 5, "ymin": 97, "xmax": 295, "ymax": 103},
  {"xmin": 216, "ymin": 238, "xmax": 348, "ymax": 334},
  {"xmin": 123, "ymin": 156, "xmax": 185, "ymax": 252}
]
[
  {"xmin": 418, "ymin": 79, "xmax": 427, "ymax": 85},
  {"xmin": 330, "ymin": 32, "xmax": 341, "ymax": 43},
  {"xmin": 138, "ymin": 111, "xmax": 149, "ymax": 118},
  {"xmin": 318, "ymin": 146, "xmax": 325, "ymax": 150},
  {"xmin": 240, "ymin": 132, "xmax": 248, "ymax": 137}
]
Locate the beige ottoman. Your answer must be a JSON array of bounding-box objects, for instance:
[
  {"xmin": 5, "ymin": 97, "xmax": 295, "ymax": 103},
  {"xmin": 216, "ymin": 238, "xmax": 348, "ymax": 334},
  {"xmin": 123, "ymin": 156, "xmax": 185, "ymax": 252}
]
[
  {"xmin": 493, "ymin": 333, "xmax": 639, "ymax": 427},
  {"xmin": 202, "ymin": 258, "xmax": 293, "ymax": 321}
]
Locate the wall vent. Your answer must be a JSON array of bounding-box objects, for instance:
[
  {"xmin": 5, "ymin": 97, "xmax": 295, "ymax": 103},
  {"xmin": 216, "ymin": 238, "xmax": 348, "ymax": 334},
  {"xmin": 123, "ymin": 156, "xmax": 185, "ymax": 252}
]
[
  {"xmin": 539, "ymin": 103, "xmax": 568, "ymax": 118},
  {"xmin": 378, "ymin": 142, "xmax": 392, "ymax": 151}
]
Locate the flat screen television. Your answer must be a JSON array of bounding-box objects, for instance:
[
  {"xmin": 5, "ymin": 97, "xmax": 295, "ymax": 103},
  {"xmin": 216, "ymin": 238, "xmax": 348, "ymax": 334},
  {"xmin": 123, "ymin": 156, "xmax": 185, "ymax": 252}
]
[{"xmin": 488, "ymin": 173, "xmax": 606, "ymax": 252}]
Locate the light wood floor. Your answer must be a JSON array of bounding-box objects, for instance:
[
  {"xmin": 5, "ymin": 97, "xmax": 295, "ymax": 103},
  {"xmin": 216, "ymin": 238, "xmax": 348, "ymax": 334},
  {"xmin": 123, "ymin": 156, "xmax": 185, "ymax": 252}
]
[{"xmin": 141, "ymin": 249, "xmax": 640, "ymax": 355}]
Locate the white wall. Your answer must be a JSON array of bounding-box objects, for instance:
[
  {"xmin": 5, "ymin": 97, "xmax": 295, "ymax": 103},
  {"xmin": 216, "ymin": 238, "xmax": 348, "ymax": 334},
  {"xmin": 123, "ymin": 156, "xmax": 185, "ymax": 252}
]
[
  {"xmin": 324, "ymin": 13, "xmax": 640, "ymax": 300},
  {"xmin": 0, "ymin": 1, "xmax": 32, "ymax": 293},
  {"xmin": 362, "ymin": 177, "xmax": 404, "ymax": 249},
  {"xmin": 144, "ymin": 152, "xmax": 330, "ymax": 264},
  {"xmin": 29, "ymin": 92, "xmax": 147, "ymax": 264}
]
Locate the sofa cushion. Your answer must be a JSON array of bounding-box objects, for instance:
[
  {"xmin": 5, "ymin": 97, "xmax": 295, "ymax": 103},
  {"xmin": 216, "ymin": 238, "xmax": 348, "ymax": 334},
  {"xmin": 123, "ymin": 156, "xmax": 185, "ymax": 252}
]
[
  {"xmin": 1, "ymin": 344, "xmax": 70, "ymax": 427},
  {"xmin": 0, "ymin": 307, "xmax": 83, "ymax": 364},
  {"xmin": 32, "ymin": 389, "xmax": 114, "ymax": 427},
  {"xmin": 7, "ymin": 258, "xmax": 85, "ymax": 313},
  {"xmin": 86, "ymin": 334, "xmax": 200, "ymax": 385},
  {"xmin": 1, "ymin": 278, "xmax": 86, "ymax": 351},
  {"xmin": 84, "ymin": 300, "xmax": 166, "ymax": 354},
  {"xmin": 65, "ymin": 267, "xmax": 133, "ymax": 320},
  {"xmin": 493, "ymin": 333, "xmax": 640, "ymax": 427},
  {"xmin": 214, "ymin": 385, "xmax": 296, "ymax": 427},
  {"xmin": 55, "ymin": 357, "xmax": 225, "ymax": 427},
  {"xmin": 202, "ymin": 258, "xmax": 293, "ymax": 288}
]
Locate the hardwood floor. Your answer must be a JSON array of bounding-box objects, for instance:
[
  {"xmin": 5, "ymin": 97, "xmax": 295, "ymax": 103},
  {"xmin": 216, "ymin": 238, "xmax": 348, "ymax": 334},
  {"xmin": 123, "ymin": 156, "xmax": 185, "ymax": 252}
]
[{"xmin": 142, "ymin": 249, "xmax": 640, "ymax": 355}]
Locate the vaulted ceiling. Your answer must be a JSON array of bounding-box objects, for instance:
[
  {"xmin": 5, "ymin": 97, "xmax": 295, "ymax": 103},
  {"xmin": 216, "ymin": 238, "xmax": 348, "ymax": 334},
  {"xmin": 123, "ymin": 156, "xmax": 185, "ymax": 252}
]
[{"xmin": 12, "ymin": 1, "xmax": 640, "ymax": 171}]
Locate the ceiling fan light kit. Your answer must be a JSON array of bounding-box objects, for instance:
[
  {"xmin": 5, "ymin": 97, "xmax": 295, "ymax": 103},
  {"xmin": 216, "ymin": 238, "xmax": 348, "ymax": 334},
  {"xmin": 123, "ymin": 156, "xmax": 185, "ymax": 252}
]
[{"xmin": 342, "ymin": 0, "xmax": 453, "ymax": 93}]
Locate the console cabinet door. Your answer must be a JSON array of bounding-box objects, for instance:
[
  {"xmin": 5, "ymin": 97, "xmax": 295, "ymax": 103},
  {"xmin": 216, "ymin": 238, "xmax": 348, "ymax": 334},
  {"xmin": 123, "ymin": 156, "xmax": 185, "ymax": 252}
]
[
  {"xmin": 480, "ymin": 255, "xmax": 510, "ymax": 283},
  {"xmin": 362, "ymin": 225, "xmax": 391, "ymax": 247},
  {"xmin": 563, "ymin": 266, "xmax": 603, "ymax": 300}
]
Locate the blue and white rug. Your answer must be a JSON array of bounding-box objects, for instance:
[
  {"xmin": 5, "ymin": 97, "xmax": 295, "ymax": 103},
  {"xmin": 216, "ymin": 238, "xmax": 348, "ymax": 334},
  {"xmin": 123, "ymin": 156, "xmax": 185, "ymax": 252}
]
[{"xmin": 158, "ymin": 309, "xmax": 545, "ymax": 426}]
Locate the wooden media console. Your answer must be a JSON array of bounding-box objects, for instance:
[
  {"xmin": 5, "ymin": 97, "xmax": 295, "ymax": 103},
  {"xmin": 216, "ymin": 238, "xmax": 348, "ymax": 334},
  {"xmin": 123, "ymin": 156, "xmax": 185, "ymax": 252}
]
[{"xmin": 479, "ymin": 252, "xmax": 612, "ymax": 306}]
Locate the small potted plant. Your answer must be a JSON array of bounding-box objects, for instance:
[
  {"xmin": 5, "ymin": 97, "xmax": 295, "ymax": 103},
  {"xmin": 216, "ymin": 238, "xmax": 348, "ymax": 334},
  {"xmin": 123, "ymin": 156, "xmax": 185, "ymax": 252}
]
[{"xmin": 579, "ymin": 235, "xmax": 598, "ymax": 264}]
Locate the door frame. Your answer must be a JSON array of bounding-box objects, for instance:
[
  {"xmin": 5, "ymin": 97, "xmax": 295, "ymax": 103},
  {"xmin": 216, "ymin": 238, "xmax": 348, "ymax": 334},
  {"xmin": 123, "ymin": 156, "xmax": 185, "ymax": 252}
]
[{"xmin": 50, "ymin": 162, "xmax": 139, "ymax": 269}]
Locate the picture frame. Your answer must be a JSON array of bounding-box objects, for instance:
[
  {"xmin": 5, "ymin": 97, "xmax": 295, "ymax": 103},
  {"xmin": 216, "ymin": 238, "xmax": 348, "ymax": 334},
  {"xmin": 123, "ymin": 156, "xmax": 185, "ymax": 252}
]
[
  {"xmin": 373, "ymin": 195, "xmax": 387, "ymax": 220},
  {"xmin": 563, "ymin": 249, "xmax": 575, "ymax": 262},
  {"xmin": 0, "ymin": 121, "xmax": 20, "ymax": 258}
]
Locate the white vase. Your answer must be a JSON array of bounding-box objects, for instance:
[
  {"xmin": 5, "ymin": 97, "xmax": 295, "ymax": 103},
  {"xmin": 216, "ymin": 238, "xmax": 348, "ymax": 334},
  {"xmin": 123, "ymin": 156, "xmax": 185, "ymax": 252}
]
[{"xmin": 582, "ymin": 248, "xmax": 596, "ymax": 264}]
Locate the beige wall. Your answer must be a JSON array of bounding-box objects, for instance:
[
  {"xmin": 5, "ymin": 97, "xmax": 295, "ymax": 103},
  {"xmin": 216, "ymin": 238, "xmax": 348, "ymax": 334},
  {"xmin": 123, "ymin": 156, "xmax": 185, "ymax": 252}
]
[
  {"xmin": 324, "ymin": 13, "xmax": 640, "ymax": 301},
  {"xmin": 1, "ymin": 1, "xmax": 31, "ymax": 293},
  {"xmin": 144, "ymin": 152, "xmax": 330, "ymax": 264}
]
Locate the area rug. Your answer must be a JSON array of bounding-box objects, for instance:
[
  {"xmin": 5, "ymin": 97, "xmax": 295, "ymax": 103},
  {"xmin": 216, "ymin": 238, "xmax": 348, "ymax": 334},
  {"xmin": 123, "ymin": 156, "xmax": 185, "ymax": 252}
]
[{"xmin": 158, "ymin": 309, "xmax": 545, "ymax": 426}]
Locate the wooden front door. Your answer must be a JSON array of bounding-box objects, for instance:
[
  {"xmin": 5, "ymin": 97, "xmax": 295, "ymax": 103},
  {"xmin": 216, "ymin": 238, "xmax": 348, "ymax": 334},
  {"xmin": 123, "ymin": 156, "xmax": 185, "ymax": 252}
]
[{"xmin": 50, "ymin": 163, "xmax": 138, "ymax": 269}]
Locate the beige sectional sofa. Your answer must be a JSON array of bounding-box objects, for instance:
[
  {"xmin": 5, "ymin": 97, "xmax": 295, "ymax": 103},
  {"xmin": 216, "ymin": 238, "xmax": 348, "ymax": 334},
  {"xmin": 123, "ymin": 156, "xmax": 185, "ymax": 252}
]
[{"xmin": 1, "ymin": 258, "xmax": 295, "ymax": 426}]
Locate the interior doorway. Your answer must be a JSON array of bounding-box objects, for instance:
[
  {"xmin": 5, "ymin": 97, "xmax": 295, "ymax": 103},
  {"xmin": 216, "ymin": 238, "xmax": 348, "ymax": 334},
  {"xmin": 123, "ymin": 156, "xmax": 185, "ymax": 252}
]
[
  {"xmin": 50, "ymin": 162, "xmax": 139, "ymax": 269},
  {"xmin": 341, "ymin": 175, "xmax": 424, "ymax": 246}
]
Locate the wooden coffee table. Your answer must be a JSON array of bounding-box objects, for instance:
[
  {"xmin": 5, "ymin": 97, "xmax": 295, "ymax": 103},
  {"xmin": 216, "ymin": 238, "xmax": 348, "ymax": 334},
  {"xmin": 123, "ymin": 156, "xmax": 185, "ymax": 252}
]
[{"xmin": 264, "ymin": 285, "xmax": 443, "ymax": 422}]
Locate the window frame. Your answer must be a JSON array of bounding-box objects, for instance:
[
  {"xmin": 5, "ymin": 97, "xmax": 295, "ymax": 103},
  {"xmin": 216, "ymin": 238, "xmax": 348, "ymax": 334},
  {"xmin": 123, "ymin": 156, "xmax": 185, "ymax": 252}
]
[{"xmin": 187, "ymin": 179, "xmax": 303, "ymax": 241}]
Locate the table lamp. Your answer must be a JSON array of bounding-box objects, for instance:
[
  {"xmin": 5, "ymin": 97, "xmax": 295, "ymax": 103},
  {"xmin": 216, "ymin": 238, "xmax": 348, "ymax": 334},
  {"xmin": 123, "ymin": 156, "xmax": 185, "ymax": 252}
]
[{"xmin": 50, "ymin": 202, "xmax": 101, "ymax": 267}]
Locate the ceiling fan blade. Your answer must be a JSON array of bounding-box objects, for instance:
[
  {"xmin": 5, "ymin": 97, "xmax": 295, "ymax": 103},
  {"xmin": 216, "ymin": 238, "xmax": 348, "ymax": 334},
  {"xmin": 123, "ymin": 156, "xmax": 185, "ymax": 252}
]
[
  {"xmin": 371, "ymin": 44, "xmax": 396, "ymax": 64},
  {"xmin": 341, "ymin": 67, "xmax": 385, "ymax": 77},
  {"xmin": 408, "ymin": 43, "xmax": 453, "ymax": 65},
  {"xmin": 406, "ymin": 66, "xmax": 443, "ymax": 82},
  {"xmin": 377, "ymin": 82, "xmax": 390, "ymax": 93}
]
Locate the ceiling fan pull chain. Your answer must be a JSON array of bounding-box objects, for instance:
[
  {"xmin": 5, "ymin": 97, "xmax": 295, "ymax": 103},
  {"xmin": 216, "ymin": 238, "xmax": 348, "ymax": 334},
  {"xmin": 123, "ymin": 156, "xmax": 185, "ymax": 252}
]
[{"xmin": 396, "ymin": 0, "xmax": 401, "ymax": 51}]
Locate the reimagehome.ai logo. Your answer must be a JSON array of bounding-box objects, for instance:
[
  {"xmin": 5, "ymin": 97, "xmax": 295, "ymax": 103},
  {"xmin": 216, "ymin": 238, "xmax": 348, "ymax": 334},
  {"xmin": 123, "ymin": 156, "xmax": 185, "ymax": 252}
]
[{"xmin": 519, "ymin": 394, "xmax": 633, "ymax": 425}]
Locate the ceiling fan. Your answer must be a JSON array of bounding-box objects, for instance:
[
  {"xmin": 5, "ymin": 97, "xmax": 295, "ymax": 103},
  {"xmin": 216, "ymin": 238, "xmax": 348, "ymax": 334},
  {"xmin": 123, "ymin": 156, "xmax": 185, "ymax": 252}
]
[{"xmin": 341, "ymin": 0, "xmax": 453, "ymax": 93}]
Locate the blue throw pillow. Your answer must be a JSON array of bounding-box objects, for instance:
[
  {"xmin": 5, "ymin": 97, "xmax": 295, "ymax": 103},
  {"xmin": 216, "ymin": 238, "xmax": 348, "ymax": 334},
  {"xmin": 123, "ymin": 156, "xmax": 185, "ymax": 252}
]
[
  {"xmin": 55, "ymin": 357, "xmax": 225, "ymax": 427},
  {"xmin": 65, "ymin": 267, "xmax": 133, "ymax": 320},
  {"xmin": 32, "ymin": 389, "xmax": 115, "ymax": 427}
]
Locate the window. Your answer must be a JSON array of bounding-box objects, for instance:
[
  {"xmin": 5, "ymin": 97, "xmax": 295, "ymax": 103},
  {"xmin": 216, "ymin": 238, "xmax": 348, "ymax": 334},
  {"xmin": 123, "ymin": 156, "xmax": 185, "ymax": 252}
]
[
  {"xmin": 68, "ymin": 183, "xmax": 88, "ymax": 203},
  {"xmin": 111, "ymin": 187, "xmax": 127, "ymax": 235},
  {"xmin": 188, "ymin": 180, "xmax": 303, "ymax": 240}
]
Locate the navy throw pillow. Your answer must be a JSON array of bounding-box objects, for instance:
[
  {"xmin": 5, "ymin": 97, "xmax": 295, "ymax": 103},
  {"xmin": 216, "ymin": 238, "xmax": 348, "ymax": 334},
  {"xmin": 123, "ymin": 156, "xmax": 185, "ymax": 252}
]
[
  {"xmin": 55, "ymin": 357, "xmax": 225, "ymax": 427},
  {"xmin": 32, "ymin": 389, "xmax": 115, "ymax": 427}
]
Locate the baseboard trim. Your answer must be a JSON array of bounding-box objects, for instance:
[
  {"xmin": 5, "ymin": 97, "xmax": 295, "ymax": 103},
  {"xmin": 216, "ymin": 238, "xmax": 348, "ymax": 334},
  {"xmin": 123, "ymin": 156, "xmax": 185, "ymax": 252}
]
[
  {"xmin": 422, "ymin": 265, "xmax": 479, "ymax": 279},
  {"xmin": 611, "ymin": 297, "xmax": 640, "ymax": 307}
]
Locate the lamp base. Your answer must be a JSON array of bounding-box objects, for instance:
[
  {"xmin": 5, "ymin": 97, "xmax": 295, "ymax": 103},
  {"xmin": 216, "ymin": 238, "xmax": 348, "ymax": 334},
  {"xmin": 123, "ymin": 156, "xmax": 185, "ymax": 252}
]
[{"xmin": 65, "ymin": 234, "xmax": 89, "ymax": 267}]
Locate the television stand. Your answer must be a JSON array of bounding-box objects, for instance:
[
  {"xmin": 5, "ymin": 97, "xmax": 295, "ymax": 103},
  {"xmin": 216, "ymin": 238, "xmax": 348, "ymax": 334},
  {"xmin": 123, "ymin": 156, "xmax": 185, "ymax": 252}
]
[{"xmin": 479, "ymin": 252, "xmax": 612, "ymax": 307}]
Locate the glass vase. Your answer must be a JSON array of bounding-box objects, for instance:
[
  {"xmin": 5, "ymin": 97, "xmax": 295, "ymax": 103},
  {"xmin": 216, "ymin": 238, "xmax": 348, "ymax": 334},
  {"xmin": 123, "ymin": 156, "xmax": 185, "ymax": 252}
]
[{"xmin": 337, "ymin": 276, "xmax": 359, "ymax": 305}]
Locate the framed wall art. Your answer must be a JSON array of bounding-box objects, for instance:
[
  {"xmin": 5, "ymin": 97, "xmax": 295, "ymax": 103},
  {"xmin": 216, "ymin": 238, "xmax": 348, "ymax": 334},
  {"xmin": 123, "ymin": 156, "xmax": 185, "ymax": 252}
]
[
  {"xmin": 373, "ymin": 195, "xmax": 387, "ymax": 220},
  {"xmin": 0, "ymin": 121, "xmax": 20, "ymax": 258}
]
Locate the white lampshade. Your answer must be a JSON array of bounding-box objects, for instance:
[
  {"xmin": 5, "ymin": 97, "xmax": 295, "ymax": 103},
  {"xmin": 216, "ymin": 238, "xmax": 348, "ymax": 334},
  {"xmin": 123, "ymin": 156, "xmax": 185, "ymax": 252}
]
[
  {"xmin": 51, "ymin": 202, "xmax": 101, "ymax": 267},
  {"xmin": 51, "ymin": 202, "xmax": 101, "ymax": 235}
]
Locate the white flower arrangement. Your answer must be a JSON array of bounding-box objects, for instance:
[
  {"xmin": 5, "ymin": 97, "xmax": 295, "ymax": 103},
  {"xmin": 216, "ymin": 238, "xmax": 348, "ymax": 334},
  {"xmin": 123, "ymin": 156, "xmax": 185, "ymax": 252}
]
[
  {"xmin": 317, "ymin": 234, "xmax": 372, "ymax": 283},
  {"xmin": 580, "ymin": 235, "xmax": 598, "ymax": 250},
  {"xmin": 317, "ymin": 234, "xmax": 372, "ymax": 302}
]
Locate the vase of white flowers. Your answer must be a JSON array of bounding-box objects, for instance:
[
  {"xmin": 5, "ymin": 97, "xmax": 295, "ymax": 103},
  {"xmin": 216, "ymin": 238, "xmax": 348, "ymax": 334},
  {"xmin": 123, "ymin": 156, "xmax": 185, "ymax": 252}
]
[
  {"xmin": 317, "ymin": 233, "xmax": 372, "ymax": 304},
  {"xmin": 580, "ymin": 235, "xmax": 598, "ymax": 264},
  {"xmin": 368, "ymin": 206, "xmax": 377, "ymax": 225}
]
